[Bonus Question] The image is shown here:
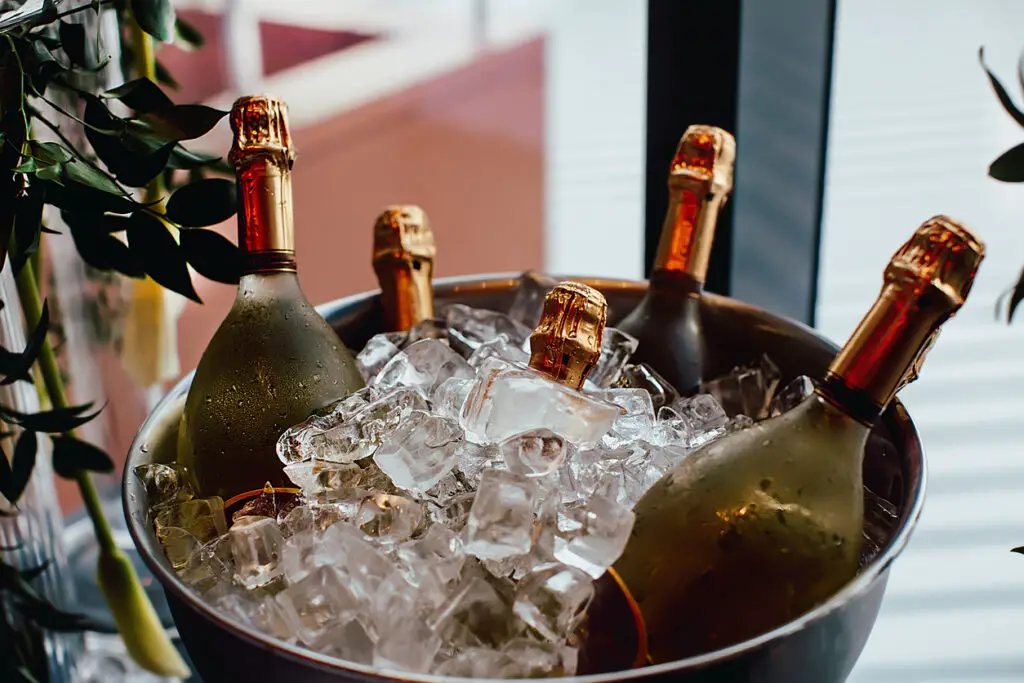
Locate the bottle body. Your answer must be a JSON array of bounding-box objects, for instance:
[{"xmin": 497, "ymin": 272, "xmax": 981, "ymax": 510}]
[
  {"xmin": 615, "ymin": 393, "xmax": 865, "ymax": 660},
  {"xmin": 178, "ymin": 273, "xmax": 364, "ymax": 501},
  {"xmin": 616, "ymin": 277, "xmax": 704, "ymax": 397}
]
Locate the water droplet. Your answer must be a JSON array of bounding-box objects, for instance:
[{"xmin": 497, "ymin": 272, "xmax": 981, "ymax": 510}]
[
  {"xmin": 762, "ymin": 439, "xmax": 771, "ymax": 447},
  {"xmin": 205, "ymin": 395, "xmax": 212, "ymax": 404},
  {"xmin": 231, "ymin": 384, "xmax": 238, "ymax": 392},
  {"xmin": 237, "ymin": 401, "xmax": 243, "ymax": 407},
  {"xmin": 140, "ymin": 443, "xmax": 149, "ymax": 453}
]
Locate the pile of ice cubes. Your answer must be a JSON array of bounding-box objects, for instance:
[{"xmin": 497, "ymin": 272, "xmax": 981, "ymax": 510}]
[{"xmin": 141, "ymin": 272, "xmax": 819, "ymax": 678}]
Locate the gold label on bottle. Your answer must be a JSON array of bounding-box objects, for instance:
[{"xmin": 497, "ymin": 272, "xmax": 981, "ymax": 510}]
[
  {"xmin": 528, "ymin": 281, "xmax": 606, "ymax": 390},
  {"xmin": 651, "ymin": 125, "xmax": 735, "ymax": 285},
  {"xmin": 826, "ymin": 216, "xmax": 985, "ymax": 416},
  {"xmin": 372, "ymin": 205, "xmax": 437, "ymax": 331}
]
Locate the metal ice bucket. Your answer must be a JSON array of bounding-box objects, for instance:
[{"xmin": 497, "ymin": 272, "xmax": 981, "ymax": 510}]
[{"xmin": 123, "ymin": 274, "xmax": 924, "ymax": 683}]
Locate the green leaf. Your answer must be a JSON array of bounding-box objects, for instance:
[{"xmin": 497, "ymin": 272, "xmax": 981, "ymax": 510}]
[
  {"xmin": 988, "ymin": 141, "xmax": 1024, "ymax": 182},
  {"xmin": 165, "ymin": 178, "xmax": 236, "ymax": 227},
  {"xmin": 1001, "ymin": 265, "xmax": 1024, "ymax": 323},
  {"xmin": 58, "ymin": 21, "xmax": 97, "ymax": 69},
  {"xmin": 40, "ymin": 178, "xmax": 136, "ymax": 214},
  {"xmin": 102, "ymin": 78, "xmax": 173, "ymax": 114},
  {"xmin": 11, "ymin": 177, "xmax": 45, "ymax": 275},
  {"xmin": 155, "ymin": 59, "xmax": 179, "ymax": 90},
  {"xmin": 131, "ymin": 104, "xmax": 228, "ymax": 142},
  {"xmin": 28, "ymin": 140, "xmax": 72, "ymax": 165},
  {"xmin": 980, "ymin": 47, "xmax": 1024, "ymax": 128},
  {"xmin": 174, "ymin": 16, "xmax": 205, "ymax": 50},
  {"xmin": 180, "ymin": 229, "xmax": 242, "ymax": 285},
  {"xmin": 1, "ymin": 402, "xmax": 102, "ymax": 433},
  {"xmin": 167, "ymin": 144, "xmax": 221, "ymax": 170},
  {"xmin": 51, "ymin": 435, "xmax": 113, "ymax": 478},
  {"xmin": 2, "ymin": 430, "xmax": 37, "ymax": 505},
  {"xmin": 62, "ymin": 157, "xmax": 126, "ymax": 196},
  {"xmin": 0, "ymin": 297, "xmax": 47, "ymax": 386},
  {"xmin": 126, "ymin": 211, "xmax": 201, "ymax": 302},
  {"xmin": 62, "ymin": 211, "xmax": 145, "ymax": 277},
  {"xmin": 130, "ymin": 0, "xmax": 176, "ymax": 43}
]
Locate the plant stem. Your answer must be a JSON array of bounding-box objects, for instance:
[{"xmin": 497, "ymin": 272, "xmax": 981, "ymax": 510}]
[{"xmin": 13, "ymin": 259, "xmax": 116, "ymax": 552}]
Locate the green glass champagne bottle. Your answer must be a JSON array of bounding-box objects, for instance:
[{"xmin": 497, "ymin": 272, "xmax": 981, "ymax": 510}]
[
  {"xmin": 614, "ymin": 216, "xmax": 984, "ymax": 662},
  {"xmin": 177, "ymin": 95, "xmax": 364, "ymax": 508}
]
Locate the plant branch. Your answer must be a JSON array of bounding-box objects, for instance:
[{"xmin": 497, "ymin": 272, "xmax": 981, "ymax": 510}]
[{"xmin": 12, "ymin": 258, "xmax": 117, "ymax": 552}]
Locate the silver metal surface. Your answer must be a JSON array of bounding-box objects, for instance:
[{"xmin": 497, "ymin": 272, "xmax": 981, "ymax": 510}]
[{"xmin": 123, "ymin": 274, "xmax": 925, "ymax": 683}]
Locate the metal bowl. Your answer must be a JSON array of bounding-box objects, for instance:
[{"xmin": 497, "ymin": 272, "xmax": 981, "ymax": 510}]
[{"xmin": 123, "ymin": 273, "xmax": 924, "ymax": 683}]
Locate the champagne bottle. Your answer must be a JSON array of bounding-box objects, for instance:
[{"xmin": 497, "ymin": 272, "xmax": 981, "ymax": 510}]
[
  {"xmin": 616, "ymin": 125, "xmax": 735, "ymax": 396},
  {"xmin": 614, "ymin": 216, "xmax": 984, "ymax": 662},
  {"xmin": 177, "ymin": 96, "xmax": 365, "ymax": 507},
  {"xmin": 372, "ymin": 205, "xmax": 436, "ymax": 332}
]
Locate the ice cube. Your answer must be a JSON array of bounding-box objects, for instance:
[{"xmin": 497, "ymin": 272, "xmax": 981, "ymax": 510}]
[
  {"xmin": 373, "ymin": 339, "xmax": 474, "ymax": 398},
  {"xmin": 431, "ymin": 377, "xmax": 472, "ymax": 421},
  {"xmin": 460, "ymin": 358, "xmax": 622, "ymax": 447},
  {"xmin": 861, "ymin": 485, "xmax": 898, "ymax": 568},
  {"xmin": 397, "ymin": 524, "xmax": 465, "ymax": 587},
  {"xmin": 701, "ymin": 353, "xmax": 781, "ymax": 419},
  {"xmin": 278, "ymin": 503, "xmax": 314, "ymax": 537},
  {"xmin": 502, "ymin": 638, "xmax": 577, "ymax": 677},
  {"xmin": 467, "ymin": 334, "xmax": 530, "ymax": 369},
  {"xmin": 427, "ymin": 491, "xmax": 477, "ymax": 532},
  {"xmin": 455, "ymin": 441, "xmax": 498, "ymax": 487},
  {"xmin": 229, "ymin": 516, "xmax": 285, "ymax": 589},
  {"xmin": 500, "ymin": 429, "xmax": 568, "ymax": 477},
  {"xmin": 434, "ymin": 647, "xmax": 516, "ymax": 678},
  {"xmin": 156, "ymin": 526, "xmax": 201, "ymax": 570},
  {"xmin": 356, "ymin": 493, "xmax": 424, "ymax": 542},
  {"xmin": 770, "ymin": 375, "xmax": 815, "ymax": 416},
  {"xmin": 178, "ymin": 534, "xmax": 234, "ymax": 591},
  {"xmin": 275, "ymin": 566, "xmax": 358, "ymax": 644},
  {"xmin": 588, "ymin": 328, "xmax": 640, "ymax": 388},
  {"xmin": 133, "ymin": 463, "xmax": 193, "ymax": 507},
  {"xmin": 512, "ymin": 563, "xmax": 593, "ymax": 642},
  {"xmin": 373, "ymin": 410, "xmax": 462, "ymax": 492},
  {"xmin": 555, "ymin": 494, "xmax": 635, "ymax": 578},
  {"xmin": 443, "ymin": 303, "xmax": 533, "ymax": 356},
  {"xmin": 280, "ymin": 528, "xmax": 318, "ymax": 585},
  {"xmin": 317, "ymin": 523, "xmax": 395, "ymax": 602},
  {"xmin": 464, "ymin": 469, "xmax": 537, "ymax": 560},
  {"xmin": 356, "ymin": 334, "xmax": 402, "ymax": 382},
  {"xmin": 508, "ymin": 271, "xmax": 560, "ymax": 328},
  {"xmin": 597, "ymin": 388, "xmax": 656, "ymax": 447},
  {"xmin": 310, "ymin": 617, "xmax": 375, "ymax": 665},
  {"xmin": 672, "ymin": 393, "xmax": 729, "ymax": 433},
  {"xmin": 276, "ymin": 387, "xmax": 378, "ymax": 464},
  {"xmin": 371, "ymin": 571, "xmax": 427, "ymax": 632},
  {"xmin": 373, "ymin": 616, "xmax": 441, "ymax": 673},
  {"xmin": 615, "ymin": 363, "xmax": 680, "ymax": 409},
  {"xmin": 153, "ymin": 496, "xmax": 227, "ymax": 544},
  {"xmin": 429, "ymin": 576, "xmax": 518, "ymax": 648},
  {"xmin": 247, "ymin": 595, "xmax": 294, "ymax": 642},
  {"xmin": 405, "ymin": 318, "xmax": 449, "ymax": 345}
]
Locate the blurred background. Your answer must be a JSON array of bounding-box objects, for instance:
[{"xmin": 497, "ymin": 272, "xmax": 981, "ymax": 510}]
[{"xmin": 49, "ymin": 0, "xmax": 1024, "ymax": 680}]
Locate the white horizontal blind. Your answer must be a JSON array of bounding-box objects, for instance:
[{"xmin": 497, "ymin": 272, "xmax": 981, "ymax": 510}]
[{"xmin": 819, "ymin": 1, "xmax": 1024, "ymax": 680}]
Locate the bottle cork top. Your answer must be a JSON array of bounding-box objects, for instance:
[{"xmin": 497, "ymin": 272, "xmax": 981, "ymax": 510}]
[
  {"xmin": 669, "ymin": 125, "xmax": 736, "ymax": 196},
  {"xmin": 529, "ymin": 282, "xmax": 607, "ymax": 390},
  {"xmin": 229, "ymin": 95, "xmax": 295, "ymax": 167},
  {"xmin": 372, "ymin": 205, "xmax": 437, "ymax": 266},
  {"xmin": 886, "ymin": 215, "xmax": 985, "ymax": 308}
]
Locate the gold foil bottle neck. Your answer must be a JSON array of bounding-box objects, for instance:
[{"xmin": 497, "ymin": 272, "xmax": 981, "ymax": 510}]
[
  {"xmin": 372, "ymin": 205, "xmax": 437, "ymax": 331},
  {"xmin": 372, "ymin": 206, "xmax": 437, "ymax": 265},
  {"xmin": 528, "ymin": 282, "xmax": 607, "ymax": 390},
  {"xmin": 885, "ymin": 215, "xmax": 986, "ymax": 308},
  {"xmin": 229, "ymin": 95, "xmax": 295, "ymax": 168},
  {"xmin": 669, "ymin": 125, "xmax": 736, "ymax": 195}
]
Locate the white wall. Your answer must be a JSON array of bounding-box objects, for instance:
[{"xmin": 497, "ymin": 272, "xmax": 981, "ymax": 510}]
[{"xmin": 819, "ymin": 2, "xmax": 1024, "ymax": 680}]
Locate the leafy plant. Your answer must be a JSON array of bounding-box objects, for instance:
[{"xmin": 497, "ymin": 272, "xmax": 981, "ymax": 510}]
[
  {"xmin": 0, "ymin": 0, "xmax": 241, "ymax": 680},
  {"xmin": 980, "ymin": 47, "xmax": 1024, "ymax": 322}
]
